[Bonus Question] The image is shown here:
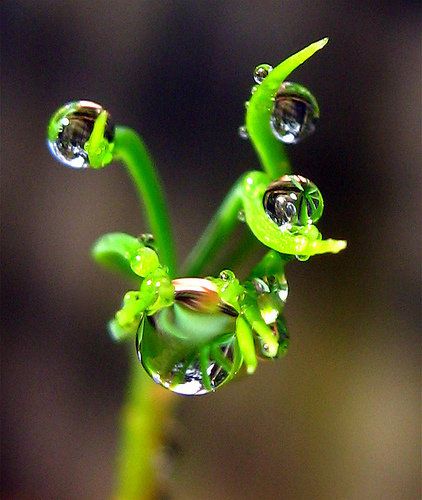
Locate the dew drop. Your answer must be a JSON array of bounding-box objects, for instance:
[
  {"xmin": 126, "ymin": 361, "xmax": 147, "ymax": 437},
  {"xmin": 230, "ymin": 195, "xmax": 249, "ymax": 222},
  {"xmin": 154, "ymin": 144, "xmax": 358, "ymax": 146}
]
[
  {"xmin": 263, "ymin": 175, "xmax": 323, "ymax": 228},
  {"xmin": 138, "ymin": 280, "xmax": 242, "ymax": 395},
  {"xmin": 270, "ymin": 82, "xmax": 319, "ymax": 144},
  {"xmin": 219, "ymin": 270, "xmax": 235, "ymax": 281},
  {"xmin": 238, "ymin": 125, "xmax": 249, "ymax": 140},
  {"xmin": 253, "ymin": 63, "xmax": 273, "ymax": 84},
  {"xmin": 47, "ymin": 100, "xmax": 114, "ymax": 169},
  {"xmin": 140, "ymin": 312, "xmax": 241, "ymax": 395},
  {"xmin": 237, "ymin": 210, "xmax": 246, "ymax": 222}
]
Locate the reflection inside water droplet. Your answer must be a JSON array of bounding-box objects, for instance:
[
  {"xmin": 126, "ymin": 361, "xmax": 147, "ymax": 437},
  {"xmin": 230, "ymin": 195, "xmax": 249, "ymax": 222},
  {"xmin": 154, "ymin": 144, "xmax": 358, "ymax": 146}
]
[
  {"xmin": 270, "ymin": 82, "xmax": 319, "ymax": 144},
  {"xmin": 253, "ymin": 63, "xmax": 273, "ymax": 84},
  {"xmin": 238, "ymin": 125, "xmax": 249, "ymax": 140},
  {"xmin": 138, "ymin": 280, "xmax": 242, "ymax": 395},
  {"xmin": 47, "ymin": 100, "xmax": 114, "ymax": 169},
  {"xmin": 263, "ymin": 175, "xmax": 323, "ymax": 228}
]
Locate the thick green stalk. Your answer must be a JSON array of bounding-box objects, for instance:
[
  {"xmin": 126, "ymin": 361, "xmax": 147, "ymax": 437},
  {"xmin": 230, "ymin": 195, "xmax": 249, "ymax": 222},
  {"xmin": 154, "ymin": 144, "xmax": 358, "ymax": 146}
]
[
  {"xmin": 114, "ymin": 357, "xmax": 174, "ymax": 500},
  {"xmin": 114, "ymin": 126, "xmax": 176, "ymax": 277},
  {"xmin": 113, "ymin": 126, "xmax": 176, "ymax": 499}
]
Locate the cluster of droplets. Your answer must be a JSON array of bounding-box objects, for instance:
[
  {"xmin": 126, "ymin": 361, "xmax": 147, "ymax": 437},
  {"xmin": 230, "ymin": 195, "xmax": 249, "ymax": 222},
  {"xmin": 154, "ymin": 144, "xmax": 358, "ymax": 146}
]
[{"xmin": 238, "ymin": 63, "xmax": 319, "ymax": 145}]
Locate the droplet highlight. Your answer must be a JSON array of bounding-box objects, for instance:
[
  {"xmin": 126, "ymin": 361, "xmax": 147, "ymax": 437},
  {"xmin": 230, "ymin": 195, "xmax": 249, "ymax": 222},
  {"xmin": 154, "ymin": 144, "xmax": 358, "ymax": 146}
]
[
  {"xmin": 270, "ymin": 82, "xmax": 319, "ymax": 144},
  {"xmin": 238, "ymin": 125, "xmax": 249, "ymax": 140}
]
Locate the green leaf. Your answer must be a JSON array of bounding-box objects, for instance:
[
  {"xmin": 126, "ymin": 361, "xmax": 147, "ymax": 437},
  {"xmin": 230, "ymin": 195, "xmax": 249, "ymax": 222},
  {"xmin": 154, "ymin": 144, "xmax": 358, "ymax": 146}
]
[
  {"xmin": 246, "ymin": 38, "xmax": 328, "ymax": 179},
  {"xmin": 92, "ymin": 232, "xmax": 142, "ymax": 279}
]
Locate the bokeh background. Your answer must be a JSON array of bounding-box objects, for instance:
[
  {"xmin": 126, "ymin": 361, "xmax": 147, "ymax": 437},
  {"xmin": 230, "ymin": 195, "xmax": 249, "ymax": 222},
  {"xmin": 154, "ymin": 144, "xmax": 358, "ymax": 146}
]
[{"xmin": 2, "ymin": 1, "xmax": 420, "ymax": 498}]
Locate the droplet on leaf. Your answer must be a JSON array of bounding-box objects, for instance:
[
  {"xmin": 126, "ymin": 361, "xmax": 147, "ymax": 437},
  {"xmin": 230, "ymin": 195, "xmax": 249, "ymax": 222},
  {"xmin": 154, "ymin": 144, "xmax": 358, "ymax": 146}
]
[
  {"xmin": 270, "ymin": 82, "xmax": 319, "ymax": 144},
  {"xmin": 253, "ymin": 63, "xmax": 273, "ymax": 84},
  {"xmin": 47, "ymin": 100, "xmax": 114, "ymax": 169},
  {"xmin": 263, "ymin": 175, "xmax": 323, "ymax": 228}
]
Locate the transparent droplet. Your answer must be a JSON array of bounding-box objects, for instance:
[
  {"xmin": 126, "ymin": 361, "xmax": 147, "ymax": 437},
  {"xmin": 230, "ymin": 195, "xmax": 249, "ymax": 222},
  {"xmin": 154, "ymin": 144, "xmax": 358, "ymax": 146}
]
[
  {"xmin": 250, "ymin": 84, "xmax": 259, "ymax": 94},
  {"xmin": 295, "ymin": 254, "xmax": 310, "ymax": 262},
  {"xmin": 238, "ymin": 125, "xmax": 249, "ymax": 140},
  {"xmin": 138, "ymin": 278, "xmax": 242, "ymax": 395},
  {"xmin": 251, "ymin": 275, "xmax": 289, "ymax": 359},
  {"xmin": 263, "ymin": 175, "xmax": 323, "ymax": 227},
  {"xmin": 219, "ymin": 270, "xmax": 235, "ymax": 282},
  {"xmin": 270, "ymin": 82, "xmax": 319, "ymax": 144},
  {"xmin": 237, "ymin": 210, "xmax": 246, "ymax": 222},
  {"xmin": 253, "ymin": 63, "xmax": 273, "ymax": 84},
  {"xmin": 47, "ymin": 100, "xmax": 114, "ymax": 169},
  {"xmin": 140, "ymin": 312, "xmax": 241, "ymax": 395},
  {"xmin": 244, "ymin": 100, "xmax": 250, "ymax": 109}
]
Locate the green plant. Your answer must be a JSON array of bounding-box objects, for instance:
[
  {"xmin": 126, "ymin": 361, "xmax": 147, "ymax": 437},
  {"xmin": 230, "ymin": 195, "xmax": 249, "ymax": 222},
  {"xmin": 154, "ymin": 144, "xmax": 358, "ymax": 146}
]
[{"xmin": 47, "ymin": 38, "xmax": 345, "ymax": 499}]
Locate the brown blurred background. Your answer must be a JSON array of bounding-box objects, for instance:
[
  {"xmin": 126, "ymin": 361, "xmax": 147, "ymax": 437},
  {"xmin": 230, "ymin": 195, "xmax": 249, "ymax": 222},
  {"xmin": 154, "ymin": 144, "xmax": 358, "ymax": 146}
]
[{"xmin": 1, "ymin": 1, "xmax": 420, "ymax": 499}]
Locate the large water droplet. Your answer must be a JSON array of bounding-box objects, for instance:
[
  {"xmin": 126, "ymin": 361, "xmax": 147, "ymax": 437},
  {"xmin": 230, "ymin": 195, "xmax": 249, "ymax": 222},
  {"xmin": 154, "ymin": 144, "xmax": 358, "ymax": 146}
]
[
  {"xmin": 138, "ymin": 278, "xmax": 242, "ymax": 395},
  {"xmin": 270, "ymin": 82, "xmax": 319, "ymax": 144},
  {"xmin": 47, "ymin": 100, "xmax": 114, "ymax": 169},
  {"xmin": 263, "ymin": 175, "xmax": 323, "ymax": 228},
  {"xmin": 253, "ymin": 63, "xmax": 273, "ymax": 84}
]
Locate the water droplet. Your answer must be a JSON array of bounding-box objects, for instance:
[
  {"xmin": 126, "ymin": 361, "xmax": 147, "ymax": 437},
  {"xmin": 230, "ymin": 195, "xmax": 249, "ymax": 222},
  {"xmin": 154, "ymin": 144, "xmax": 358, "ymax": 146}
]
[
  {"xmin": 237, "ymin": 210, "xmax": 246, "ymax": 222},
  {"xmin": 253, "ymin": 63, "xmax": 273, "ymax": 84},
  {"xmin": 263, "ymin": 175, "xmax": 323, "ymax": 228},
  {"xmin": 250, "ymin": 85, "xmax": 259, "ymax": 94},
  {"xmin": 295, "ymin": 254, "xmax": 310, "ymax": 262},
  {"xmin": 238, "ymin": 125, "xmax": 249, "ymax": 140},
  {"xmin": 251, "ymin": 275, "xmax": 289, "ymax": 358},
  {"xmin": 270, "ymin": 82, "xmax": 319, "ymax": 144},
  {"xmin": 219, "ymin": 270, "xmax": 235, "ymax": 281},
  {"xmin": 138, "ymin": 233, "xmax": 155, "ymax": 247},
  {"xmin": 47, "ymin": 100, "xmax": 114, "ymax": 169},
  {"xmin": 140, "ymin": 309, "xmax": 241, "ymax": 395},
  {"xmin": 244, "ymin": 101, "xmax": 250, "ymax": 109}
]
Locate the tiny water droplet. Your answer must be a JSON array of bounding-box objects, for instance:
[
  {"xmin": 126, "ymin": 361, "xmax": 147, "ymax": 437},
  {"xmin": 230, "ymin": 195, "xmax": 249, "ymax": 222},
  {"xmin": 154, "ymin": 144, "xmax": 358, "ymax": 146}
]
[
  {"xmin": 263, "ymin": 175, "xmax": 323, "ymax": 228},
  {"xmin": 250, "ymin": 84, "xmax": 259, "ymax": 95},
  {"xmin": 47, "ymin": 100, "xmax": 114, "ymax": 169},
  {"xmin": 252, "ymin": 275, "xmax": 289, "ymax": 359},
  {"xmin": 138, "ymin": 233, "xmax": 155, "ymax": 246},
  {"xmin": 237, "ymin": 210, "xmax": 246, "ymax": 222},
  {"xmin": 253, "ymin": 63, "xmax": 273, "ymax": 84},
  {"xmin": 238, "ymin": 125, "xmax": 249, "ymax": 140},
  {"xmin": 270, "ymin": 82, "xmax": 319, "ymax": 144},
  {"xmin": 295, "ymin": 254, "xmax": 310, "ymax": 262},
  {"xmin": 219, "ymin": 270, "xmax": 235, "ymax": 282},
  {"xmin": 244, "ymin": 100, "xmax": 250, "ymax": 109}
]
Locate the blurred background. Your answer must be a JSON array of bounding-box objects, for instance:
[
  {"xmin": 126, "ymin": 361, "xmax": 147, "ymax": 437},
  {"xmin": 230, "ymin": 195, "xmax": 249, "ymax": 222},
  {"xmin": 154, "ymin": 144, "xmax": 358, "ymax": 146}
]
[{"xmin": 1, "ymin": 1, "xmax": 420, "ymax": 498}]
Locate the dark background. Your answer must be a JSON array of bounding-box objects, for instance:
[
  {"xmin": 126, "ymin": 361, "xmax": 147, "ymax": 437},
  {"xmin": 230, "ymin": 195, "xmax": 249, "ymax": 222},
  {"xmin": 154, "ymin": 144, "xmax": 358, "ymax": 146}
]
[{"xmin": 2, "ymin": 1, "xmax": 420, "ymax": 498}]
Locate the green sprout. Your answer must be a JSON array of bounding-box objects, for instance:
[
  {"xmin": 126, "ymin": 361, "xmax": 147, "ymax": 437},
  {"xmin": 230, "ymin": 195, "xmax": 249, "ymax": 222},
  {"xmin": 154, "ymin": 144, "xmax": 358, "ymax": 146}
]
[{"xmin": 47, "ymin": 38, "xmax": 346, "ymax": 499}]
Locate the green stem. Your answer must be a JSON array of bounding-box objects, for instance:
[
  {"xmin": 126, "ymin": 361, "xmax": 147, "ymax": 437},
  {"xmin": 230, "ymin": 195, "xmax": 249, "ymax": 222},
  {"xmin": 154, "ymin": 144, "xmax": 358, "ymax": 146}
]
[
  {"xmin": 114, "ymin": 357, "xmax": 175, "ymax": 500},
  {"xmin": 113, "ymin": 126, "xmax": 177, "ymax": 499},
  {"xmin": 114, "ymin": 126, "xmax": 176, "ymax": 277},
  {"xmin": 182, "ymin": 177, "xmax": 244, "ymax": 276}
]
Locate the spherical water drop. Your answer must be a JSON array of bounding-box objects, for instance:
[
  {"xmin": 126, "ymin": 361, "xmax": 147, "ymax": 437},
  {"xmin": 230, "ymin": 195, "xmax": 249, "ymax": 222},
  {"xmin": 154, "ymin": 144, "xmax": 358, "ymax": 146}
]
[
  {"xmin": 270, "ymin": 82, "xmax": 319, "ymax": 144},
  {"xmin": 253, "ymin": 63, "xmax": 273, "ymax": 84},
  {"xmin": 47, "ymin": 100, "xmax": 114, "ymax": 169},
  {"xmin": 237, "ymin": 210, "xmax": 246, "ymax": 222},
  {"xmin": 263, "ymin": 175, "xmax": 323, "ymax": 228},
  {"xmin": 138, "ymin": 278, "xmax": 242, "ymax": 395},
  {"xmin": 238, "ymin": 125, "xmax": 249, "ymax": 140}
]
